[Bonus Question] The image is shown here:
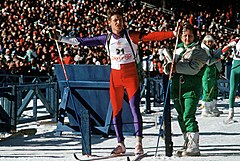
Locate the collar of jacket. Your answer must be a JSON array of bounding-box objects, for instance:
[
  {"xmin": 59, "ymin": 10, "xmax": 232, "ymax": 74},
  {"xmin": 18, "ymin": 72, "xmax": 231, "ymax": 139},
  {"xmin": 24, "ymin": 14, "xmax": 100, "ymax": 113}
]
[
  {"xmin": 111, "ymin": 29, "xmax": 125, "ymax": 39},
  {"xmin": 177, "ymin": 41, "xmax": 199, "ymax": 57},
  {"xmin": 178, "ymin": 41, "xmax": 198, "ymax": 49}
]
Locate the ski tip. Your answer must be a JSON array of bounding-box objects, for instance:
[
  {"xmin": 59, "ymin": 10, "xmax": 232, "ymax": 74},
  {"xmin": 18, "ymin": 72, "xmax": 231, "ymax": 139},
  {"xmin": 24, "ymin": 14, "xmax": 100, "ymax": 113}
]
[
  {"xmin": 73, "ymin": 153, "xmax": 92, "ymax": 160},
  {"xmin": 73, "ymin": 153, "xmax": 79, "ymax": 160},
  {"xmin": 129, "ymin": 152, "xmax": 148, "ymax": 161},
  {"xmin": 223, "ymin": 119, "xmax": 238, "ymax": 124}
]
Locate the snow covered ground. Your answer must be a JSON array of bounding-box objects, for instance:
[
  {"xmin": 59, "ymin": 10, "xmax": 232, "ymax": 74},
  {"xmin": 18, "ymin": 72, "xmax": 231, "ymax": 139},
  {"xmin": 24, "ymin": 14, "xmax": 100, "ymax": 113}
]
[{"xmin": 0, "ymin": 98, "xmax": 240, "ymax": 161}]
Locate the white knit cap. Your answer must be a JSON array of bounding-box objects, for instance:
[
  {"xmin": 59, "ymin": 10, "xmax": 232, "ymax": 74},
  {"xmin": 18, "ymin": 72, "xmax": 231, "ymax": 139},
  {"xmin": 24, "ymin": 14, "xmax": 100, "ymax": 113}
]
[{"xmin": 203, "ymin": 35, "xmax": 215, "ymax": 43}]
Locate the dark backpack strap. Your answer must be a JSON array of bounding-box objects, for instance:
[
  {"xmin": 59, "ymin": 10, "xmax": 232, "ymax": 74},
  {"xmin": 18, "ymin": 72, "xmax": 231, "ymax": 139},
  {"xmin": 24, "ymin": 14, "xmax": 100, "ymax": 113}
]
[
  {"xmin": 107, "ymin": 29, "xmax": 136, "ymax": 60},
  {"xmin": 107, "ymin": 32, "xmax": 112, "ymax": 55},
  {"xmin": 139, "ymin": 25, "xmax": 147, "ymax": 41},
  {"xmin": 123, "ymin": 29, "xmax": 136, "ymax": 59}
]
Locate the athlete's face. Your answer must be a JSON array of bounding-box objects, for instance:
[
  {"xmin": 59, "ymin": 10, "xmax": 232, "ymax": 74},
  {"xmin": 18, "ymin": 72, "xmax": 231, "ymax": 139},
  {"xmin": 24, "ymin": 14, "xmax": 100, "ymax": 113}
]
[
  {"xmin": 109, "ymin": 14, "xmax": 123, "ymax": 34},
  {"xmin": 205, "ymin": 40, "xmax": 214, "ymax": 48},
  {"xmin": 181, "ymin": 29, "xmax": 195, "ymax": 46}
]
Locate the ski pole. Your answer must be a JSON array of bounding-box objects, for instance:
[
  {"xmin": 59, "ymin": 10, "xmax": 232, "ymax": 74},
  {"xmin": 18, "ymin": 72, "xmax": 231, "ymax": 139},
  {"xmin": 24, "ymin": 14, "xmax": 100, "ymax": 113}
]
[
  {"xmin": 155, "ymin": 20, "xmax": 181, "ymax": 157},
  {"xmin": 54, "ymin": 38, "xmax": 89, "ymax": 154}
]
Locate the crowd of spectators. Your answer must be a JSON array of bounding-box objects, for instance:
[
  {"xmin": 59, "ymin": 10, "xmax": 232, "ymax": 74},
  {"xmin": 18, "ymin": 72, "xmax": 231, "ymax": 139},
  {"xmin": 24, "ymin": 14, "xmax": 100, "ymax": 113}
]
[{"xmin": 0, "ymin": 0, "xmax": 239, "ymax": 78}]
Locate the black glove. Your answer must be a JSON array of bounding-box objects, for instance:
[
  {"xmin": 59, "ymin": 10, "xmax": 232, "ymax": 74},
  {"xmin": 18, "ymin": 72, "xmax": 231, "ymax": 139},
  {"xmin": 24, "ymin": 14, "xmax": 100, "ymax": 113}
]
[
  {"xmin": 213, "ymin": 48, "xmax": 222, "ymax": 59},
  {"xmin": 47, "ymin": 28, "xmax": 62, "ymax": 41}
]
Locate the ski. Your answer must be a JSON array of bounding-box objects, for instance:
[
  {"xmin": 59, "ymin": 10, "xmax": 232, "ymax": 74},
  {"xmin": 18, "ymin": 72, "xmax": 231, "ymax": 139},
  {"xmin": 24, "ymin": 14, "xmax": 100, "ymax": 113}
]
[
  {"xmin": 74, "ymin": 152, "xmax": 135, "ymax": 161},
  {"xmin": 223, "ymin": 118, "xmax": 238, "ymax": 124},
  {"xmin": 127, "ymin": 152, "xmax": 148, "ymax": 161},
  {"xmin": 0, "ymin": 128, "xmax": 37, "ymax": 141},
  {"xmin": 174, "ymin": 149, "xmax": 184, "ymax": 157}
]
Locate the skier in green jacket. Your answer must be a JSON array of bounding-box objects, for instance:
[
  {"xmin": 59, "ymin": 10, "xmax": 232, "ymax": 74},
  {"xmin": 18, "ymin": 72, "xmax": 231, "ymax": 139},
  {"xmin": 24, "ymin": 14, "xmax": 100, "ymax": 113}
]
[
  {"xmin": 200, "ymin": 35, "xmax": 223, "ymax": 117},
  {"xmin": 164, "ymin": 22, "xmax": 208, "ymax": 156}
]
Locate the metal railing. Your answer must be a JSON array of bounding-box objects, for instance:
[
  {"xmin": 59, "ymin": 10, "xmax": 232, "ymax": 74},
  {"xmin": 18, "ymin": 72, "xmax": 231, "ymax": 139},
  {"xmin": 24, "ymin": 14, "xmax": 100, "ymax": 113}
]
[{"xmin": 0, "ymin": 79, "xmax": 59, "ymax": 132}]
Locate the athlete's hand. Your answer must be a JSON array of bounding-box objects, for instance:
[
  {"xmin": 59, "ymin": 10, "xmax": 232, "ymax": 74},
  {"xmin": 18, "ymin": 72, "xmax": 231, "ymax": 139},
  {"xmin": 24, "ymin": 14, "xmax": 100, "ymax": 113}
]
[
  {"xmin": 227, "ymin": 40, "xmax": 237, "ymax": 47},
  {"xmin": 163, "ymin": 62, "xmax": 175, "ymax": 75},
  {"xmin": 173, "ymin": 19, "xmax": 182, "ymax": 37},
  {"xmin": 48, "ymin": 28, "xmax": 62, "ymax": 41}
]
